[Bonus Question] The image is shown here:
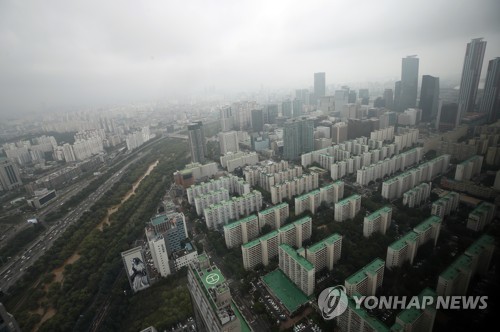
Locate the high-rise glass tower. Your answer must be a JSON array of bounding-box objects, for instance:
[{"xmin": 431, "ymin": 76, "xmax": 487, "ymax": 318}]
[
  {"xmin": 314, "ymin": 72, "xmax": 326, "ymax": 98},
  {"xmin": 479, "ymin": 57, "xmax": 500, "ymax": 123},
  {"xmin": 399, "ymin": 56, "xmax": 419, "ymax": 111},
  {"xmin": 458, "ymin": 38, "xmax": 487, "ymax": 123},
  {"xmin": 187, "ymin": 121, "xmax": 206, "ymax": 163},
  {"xmin": 419, "ymin": 75, "xmax": 440, "ymax": 122},
  {"xmin": 283, "ymin": 117, "xmax": 314, "ymax": 160}
]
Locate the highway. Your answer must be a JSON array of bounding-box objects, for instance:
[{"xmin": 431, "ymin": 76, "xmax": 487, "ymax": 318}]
[{"xmin": 0, "ymin": 150, "xmax": 152, "ymax": 293}]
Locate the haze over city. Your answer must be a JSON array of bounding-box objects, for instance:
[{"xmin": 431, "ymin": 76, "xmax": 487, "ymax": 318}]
[{"xmin": 1, "ymin": 0, "xmax": 500, "ymax": 115}]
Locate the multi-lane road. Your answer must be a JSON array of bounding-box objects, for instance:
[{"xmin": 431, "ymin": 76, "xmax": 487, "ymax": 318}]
[{"xmin": 0, "ymin": 149, "xmax": 152, "ymax": 293}]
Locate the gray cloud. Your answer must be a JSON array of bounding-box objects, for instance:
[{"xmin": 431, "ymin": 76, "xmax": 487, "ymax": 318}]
[{"xmin": 0, "ymin": 0, "xmax": 499, "ymax": 115}]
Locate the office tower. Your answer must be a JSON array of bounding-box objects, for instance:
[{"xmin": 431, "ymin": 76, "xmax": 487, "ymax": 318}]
[
  {"xmin": 399, "ymin": 55, "xmax": 419, "ymax": 111},
  {"xmin": 218, "ymin": 131, "xmax": 239, "ymax": 155},
  {"xmin": 419, "ymin": 75, "xmax": 440, "ymax": 122},
  {"xmin": 264, "ymin": 104, "xmax": 279, "ymax": 124},
  {"xmin": 188, "ymin": 121, "xmax": 206, "ymax": 164},
  {"xmin": 220, "ymin": 106, "xmax": 234, "ymax": 132},
  {"xmin": 314, "ymin": 72, "xmax": 326, "ymax": 98},
  {"xmin": 436, "ymin": 102, "xmax": 459, "ymax": 131},
  {"xmin": 283, "ymin": 117, "xmax": 314, "ymax": 160},
  {"xmin": 251, "ymin": 109, "xmax": 264, "ymax": 132},
  {"xmin": 335, "ymin": 89, "xmax": 349, "ymax": 118},
  {"xmin": 0, "ymin": 158, "xmax": 22, "ymax": 191},
  {"xmin": 479, "ymin": 57, "xmax": 500, "ymax": 123},
  {"xmin": 282, "ymin": 99, "xmax": 292, "ymax": 117},
  {"xmin": 331, "ymin": 122, "xmax": 348, "ymax": 144},
  {"xmin": 292, "ymin": 99, "xmax": 303, "ymax": 117},
  {"xmin": 394, "ymin": 81, "xmax": 401, "ymax": 110},
  {"xmin": 458, "ymin": 38, "xmax": 487, "ymax": 123},
  {"xmin": 348, "ymin": 90, "xmax": 357, "ymax": 103},
  {"xmin": 383, "ymin": 89, "xmax": 394, "ymax": 109},
  {"xmin": 359, "ymin": 89, "xmax": 369, "ymax": 105},
  {"xmin": 187, "ymin": 254, "xmax": 241, "ymax": 332},
  {"xmin": 149, "ymin": 212, "xmax": 188, "ymax": 255}
]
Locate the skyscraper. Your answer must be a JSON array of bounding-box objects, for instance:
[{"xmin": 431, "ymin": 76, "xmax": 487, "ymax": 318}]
[
  {"xmin": 292, "ymin": 99, "xmax": 303, "ymax": 118},
  {"xmin": 314, "ymin": 72, "xmax": 326, "ymax": 99},
  {"xmin": 394, "ymin": 81, "xmax": 401, "ymax": 111},
  {"xmin": 283, "ymin": 117, "xmax": 314, "ymax": 160},
  {"xmin": 251, "ymin": 109, "xmax": 264, "ymax": 132},
  {"xmin": 399, "ymin": 55, "xmax": 419, "ymax": 111},
  {"xmin": 282, "ymin": 99, "xmax": 292, "ymax": 118},
  {"xmin": 265, "ymin": 104, "xmax": 279, "ymax": 124},
  {"xmin": 187, "ymin": 121, "xmax": 206, "ymax": 164},
  {"xmin": 479, "ymin": 58, "xmax": 500, "ymax": 123},
  {"xmin": 458, "ymin": 38, "xmax": 487, "ymax": 123},
  {"xmin": 383, "ymin": 89, "xmax": 394, "ymax": 110},
  {"xmin": 219, "ymin": 106, "xmax": 233, "ymax": 132},
  {"xmin": 419, "ymin": 75, "xmax": 440, "ymax": 122},
  {"xmin": 0, "ymin": 158, "xmax": 22, "ymax": 191}
]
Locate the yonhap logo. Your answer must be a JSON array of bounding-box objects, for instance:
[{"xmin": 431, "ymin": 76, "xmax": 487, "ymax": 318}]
[{"xmin": 318, "ymin": 285, "xmax": 348, "ymax": 320}]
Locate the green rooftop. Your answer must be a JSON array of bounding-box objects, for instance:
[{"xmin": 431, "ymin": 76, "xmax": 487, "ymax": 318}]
[
  {"xmin": 307, "ymin": 233, "xmax": 342, "ymax": 253},
  {"xmin": 262, "ymin": 269, "xmax": 309, "ymax": 313},
  {"xmin": 346, "ymin": 295, "xmax": 389, "ymax": 332},
  {"xmin": 295, "ymin": 189, "xmax": 320, "ymax": 200},
  {"xmin": 388, "ymin": 232, "xmax": 418, "ymax": 251},
  {"xmin": 150, "ymin": 214, "xmax": 166, "ymax": 226},
  {"xmin": 198, "ymin": 253, "xmax": 208, "ymax": 263},
  {"xmin": 337, "ymin": 194, "xmax": 360, "ymax": 206},
  {"xmin": 242, "ymin": 230, "xmax": 278, "ymax": 249},
  {"xmin": 223, "ymin": 215, "xmax": 258, "ymax": 230},
  {"xmin": 345, "ymin": 258, "xmax": 385, "ymax": 285},
  {"xmin": 465, "ymin": 234, "xmax": 495, "ymax": 257},
  {"xmin": 259, "ymin": 203, "xmax": 288, "ymax": 215},
  {"xmin": 413, "ymin": 216, "xmax": 441, "ymax": 233},
  {"xmin": 199, "ymin": 267, "xmax": 226, "ymax": 291},
  {"xmin": 440, "ymin": 254, "xmax": 472, "ymax": 281},
  {"xmin": 396, "ymin": 307, "xmax": 422, "ymax": 325},
  {"xmin": 365, "ymin": 206, "xmax": 392, "ymax": 222},
  {"xmin": 279, "ymin": 244, "xmax": 314, "ymax": 271}
]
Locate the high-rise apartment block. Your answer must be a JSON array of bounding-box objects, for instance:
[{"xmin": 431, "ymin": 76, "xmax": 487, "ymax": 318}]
[
  {"xmin": 363, "ymin": 206, "xmax": 392, "ymax": 238},
  {"xmin": 188, "ymin": 121, "xmax": 206, "ymax": 164},
  {"xmin": 344, "ymin": 258, "xmax": 385, "ymax": 297},
  {"xmin": 331, "ymin": 122, "xmax": 348, "ymax": 144},
  {"xmin": 455, "ymin": 155, "xmax": 483, "ymax": 181},
  {"xmin": 279, "ymin": 244, "xmax": 315, "ymax": 296},
  {"xmin": 314, "ymin": 72, "xmax": 326, "ymax": 99},
  {"xmin": 381, "ymin": 155, "xmax": 450, "ymax": 200},
  {"xmin": 467, "ymin": 202, "xmax": 496, "ymax": 232},
  {"xmin": 223, "ymin": 215, "xmax": 260, "ymax": 249},
  {"xmin": 294, "ymin": 181, "xmax": 344, "ymax": 215},
  {"xmin": 220, "ymin": 151, "xmax": 259, "ymax": 172},
  {"xmin": 386, "ymin": 216, "xmax": 441, "ymax": 269},
  {"xmin": 204, "ymin": 191, "xmax": 263, "ymax": 229},
  {"xmin": 218, "ymin": 131, "xmax": 239, "ymax": 155},
  {"xmin": 270, "ymin": 173, "xmax": 319, "ymax": 204},
  {"xmin": 257, "ymin": 203, "xmax": 289, "ymax": 230},
  {"xmin": 220, "ymin": 106, "xmax": 234, "ymax": 132},
  {"xmin": 334, "ymin": 194, "xmax": 361, "ymax": 222},
  {"xmin": 431, "ymin": 191, "xmax": 459, "ymax": 219},
  {"xmin": 458, "ymin": 38, "xmax": 487, "ymax": 123},
  {"xmin": 297, "ymin": 233, "xmax": 342, "ymax": 272},
  {"xmin": 187, "ymin": 175, "xmax": 250, "ymax": 204},
  {"xmin": 241, "ymin": 217, "xmax": 312, "ymax": 270},
  {"xmin": 402, "ymin": 182, "xmax": 431, "ymax": 208},
  {"xmin": 437, "ymin": 235, "xmax": 495, "ymax": 296}
]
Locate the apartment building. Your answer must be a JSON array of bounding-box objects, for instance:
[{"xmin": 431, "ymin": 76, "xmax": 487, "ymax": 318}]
[
  {"xmin": 344, "ymin": 258, "xmax": 385, "ymax": 297},
  {"xmin": 223, "ymin": 215, "xmax": 260, "ymax": 248},
  {"xmin": 431, "ymin": 191, "xmax": 460, "ymax": 218},
  {"xmin": 402, "ymin": 182, "xmax": 431, "ymax": 208},
  {"xmin": 257, "ymin": 203, "xmax": 289, "ymax": 230},
  {"xmin": 194, "ymin": 188, "xmax": 230, "ymax": 215},
  {"xmin": 297, "ymin": 233, "xmax": 342, "ymax": 272},
  {"xmin": 204, "ymin": 190, "xmax": 263, "ymax": 229},
  {"xmin": 386, "ymin": 216, "xmax": 441, "ymax": 269},
  {"xmin": 363, "ymin": 206, "xmax": 392, "ymax": 238},
  {"xmin": 467, "ymin": 202, "xmax": 496, "ymax": 232},
  {"xmin": 270, "ymin": 172, "xmax": 319, "ymax": 204},
  {"xmin": 220, "ymin": 151, "xmax": 259, "ymax": 172},
  {"xmin": 334, "ymin": 194, "xmax": 361, "ymax": 222},
  {"xmin": 279, "ymin": 244, "xmax": 315, "ymax": 296},
  {"xmin": 455, "ymin": 155, "xmax": 483, "ymax": 181},
  {"xmin": 187, "ymin": 175, "xmax": 250, "ymax": 204}
]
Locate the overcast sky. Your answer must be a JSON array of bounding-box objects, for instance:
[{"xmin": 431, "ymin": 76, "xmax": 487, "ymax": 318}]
[{"xmin": 1, "ymin": 0, "xmax": 499, "ymax": 115}]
